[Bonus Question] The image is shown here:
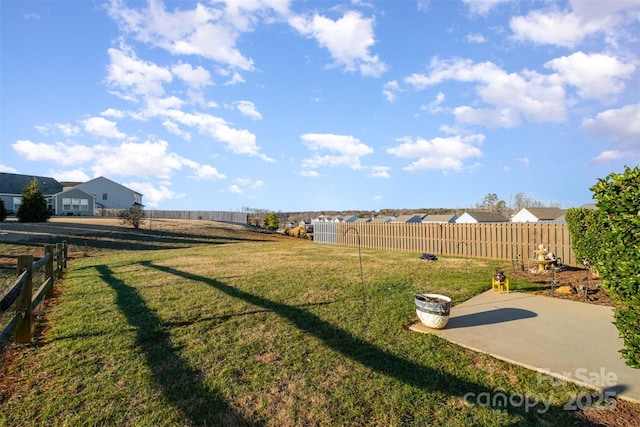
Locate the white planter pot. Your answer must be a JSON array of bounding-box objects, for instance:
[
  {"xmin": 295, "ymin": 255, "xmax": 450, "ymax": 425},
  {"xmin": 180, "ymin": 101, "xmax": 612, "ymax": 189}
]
[{"xmin": 414, "ymin": 293, "xmax": 452, "ymax": 329}]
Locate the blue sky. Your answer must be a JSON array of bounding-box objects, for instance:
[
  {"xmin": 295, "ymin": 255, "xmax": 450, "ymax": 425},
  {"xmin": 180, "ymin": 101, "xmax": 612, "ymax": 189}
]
[{"xmin": 1, "ymin": 0, "xmax": 638, "ymax": 212}]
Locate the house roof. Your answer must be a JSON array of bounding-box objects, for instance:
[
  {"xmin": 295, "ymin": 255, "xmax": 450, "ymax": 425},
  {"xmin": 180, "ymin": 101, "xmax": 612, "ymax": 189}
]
[
  {"xmin": 0, "ymin": 172, "xmax": 63, "ymax": 196},
  {"xmin": 459, "ymin": 211, "xmax": 509, "ymax": 222},
  {"xmin": 78, "ymin": 176, "xmax": 143, "ymax": 196},
  {"xmin": 391, "ymin": 214, "xmax": 425, "ymax": 223},
  {"xmin": 521, "ymin": 207, "xmax": 565, "ymax": 220},
  {"xmin": 354, "ymin": 217, "xmax": 372, "ymax": 223},
  {"xmin": 422, "ymin": 214, "xmax": 457, "ymax": 223},
  {"xmin": 371, "ymin": 215, "xmax": 394, "ymax": 223},
  {"xmin": 55, "ymin": 186, "xmax": 96, "ymax": 198}
]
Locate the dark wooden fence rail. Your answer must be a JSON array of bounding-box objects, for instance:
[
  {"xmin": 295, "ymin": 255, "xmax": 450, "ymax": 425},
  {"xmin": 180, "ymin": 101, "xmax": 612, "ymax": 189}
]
[
  {"xmin": 316, "ymin": 222, "xmax": 577, "ymax": 267},
  {"xmin": 0, "ymin": 242, "xmax": 67, "ymax": 352}
]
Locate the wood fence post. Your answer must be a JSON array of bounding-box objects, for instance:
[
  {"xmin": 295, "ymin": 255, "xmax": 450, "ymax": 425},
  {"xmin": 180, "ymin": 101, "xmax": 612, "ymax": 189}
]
[
  {"xmin": 15, "ymin": 255, "xmax": 34, "ymax": 344},
  {"xmin": 62, "ymin": 241, "xmax": 67, "ymax": 269},
  {"xmin": 45, "ymin": 244, "xmax": 55, "ymax": 297},
  {"xmin": 56, "ymin": 243, "xmax": 64, "ymax": 279}
]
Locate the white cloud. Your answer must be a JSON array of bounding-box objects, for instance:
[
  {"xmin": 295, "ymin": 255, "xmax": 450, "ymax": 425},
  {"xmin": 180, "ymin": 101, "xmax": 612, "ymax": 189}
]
[
  {"xmin": 177, "ymin": 158, "xmax": 226, "ymax": 181},
  {"xmin": 133, "ymin": 97, "xmax": 273, "ymax": 161},
  {"xmin": 289, "ymin": 10, "xmax": 388, "ymax": 77},
  {"xmin": 12, "ymin": 140, "xmax": 95, "ymax": 166},
  {"xmin": 544, "ymin": 52, "xmax": 635, "ymax": 101},
  {"xmin": 83, "ymin": 116, "xmax": 127, "ymax": 139},
  {"xmin": 50, "ymin": 169, "xmax": 91, "ymax": 182},
  {"xmin": 228, "ymin": 184, "xmax": 243, "ymax": 194},
  {"xmin": 300, "ymin": 170, "xmax": 319, "ymax": 177},
  {"xmin": 57, "ymin": 123, "xmax": 81, "ymax": 136},
  {"xmin": 368, "ymin": 166, "xmax": 390, "ymax": 178},
  {"xmin": 35, "ymin": 123, "xmax": 81, "ymax": 136},
  {"xmin": 301, "ymin": 133, "xmax": 374, "ymax": 170},
  {"xmin": 106, "ymin": 0, "xmax": 262, "ymax": 71},
  {"xmin": 229, "ymin": 178, "xmax": 265, "ymax": 193},
  {"xmin": 91, "ymin": 139, "xmax": 184, "ymax": 179},
  {"xmin": 235, "ymin": 100, "xmax": 262, "ymax": 120},
  {"xmin": 106, "ymin": 45, "xmax": 172, "ymax": 99},
  {"xmin": 510, "ymin": 1, "xmax": 640, "ymax": 48},
  {"xmin": 453, "ymin": 106, "xmax": 521, "ymax": 128},
  {"xmin": 101, "ymin": 108, "xmax": 126, "ymax": 118},
  {"xmin": 224, "ymin": 71, "xmax": 245, "ymax": 86},
  {"xmin": 0, "ymin": 164, "xmax": 18, "ymax": 173},
  {"xmin": 162, "ymin": 120, "xmax": 191, "ymax": 140},
  {"xmin": 420, "ymin": 92, "xmax": 446, "ymax": 114},
  {"xmin": 12, "ymin": 137, "xmax": 231, "ymax": 184},
  {"xmin": 139, "ymin": 96, "xmax": 185, "ymax": 118},
  {"xmin": 465, "ymin": 33, "xmax": 486, "ymax": 43},
  {"xmin": 590, "ymin": 150, "xmax": 639, "ymax": 164},
  {"xmin": 416, "ymin": 0, "xmax": 430, "ymax": 13},
  {"xmin": 171, "ymin": 62, "xmax": 212, "ymax": 89},
  {"xmin": 190, "ymin": 164, "xmax": 226, "ymax": 181},
  {"xmin": 383, "ymin": 80, "xmax": 401, "ymax": 103},
  {"xmin": 35, "ymin": 125, "xmax": 49, "ymax": 135},
  {"xmin": 387, "ymin": 134, "xmax": 484, "ymax": 173},
  {"xmin": 583, "ymin": 104, "xmax": 640, "ymax": 152},
  {"xmin": 510, "ymin": 10, "xmax": 591, "ymax": 48},
  {"xmin": 463, "ymin": 0, "xmax": 510, "ymax": 16},
  {"xmin": 251, "ymin": 180, "xmax": 265, "ymax": 190},
  {"xmin": 405, "ymin": 57, "xmax": 567, "ymax": 126},
  {"xmin": 124, "ymin": 181, "xmax": 185, "ymax": 208}
]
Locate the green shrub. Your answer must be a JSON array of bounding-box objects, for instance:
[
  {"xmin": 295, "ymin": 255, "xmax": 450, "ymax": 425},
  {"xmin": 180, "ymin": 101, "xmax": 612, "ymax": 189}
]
[
  {"xmin": 17, "ymin": 178, "xmax": 51, "ymax": 222},
  {"xmin": 264, "ymin": 212, "xmax": 279, "ymax": 231},
  {"xmin": 0, "ymin": 198, "xmax": 6, "ymax": 222},
  {"xmin": 565, "ymin": 207, "xmax": 602, "ymax": 270},
  {"xmin": 590, "ymin": 166, "xmax": 640, "ymax": 368}
]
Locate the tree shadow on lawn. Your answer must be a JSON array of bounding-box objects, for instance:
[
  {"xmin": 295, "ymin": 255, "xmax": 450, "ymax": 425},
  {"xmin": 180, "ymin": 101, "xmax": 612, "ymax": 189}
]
[
  {"xmin": 95, "ymin": 265, "xmax": 256, "ymax": 426},
  {"xmin": 139, "ymin": 261, "xmax": 579, "ymax": 426},
  {"xmin": 0, "ymin": 221, "xmax": 280, "ymax": 252}
]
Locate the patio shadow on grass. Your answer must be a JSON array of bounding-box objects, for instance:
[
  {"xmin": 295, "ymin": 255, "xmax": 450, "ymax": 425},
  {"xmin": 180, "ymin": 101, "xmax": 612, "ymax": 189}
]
[
  {"xmin": 95, "ymin": 265, "xmax": 254, "ymax": 426},
  {"xmin": 140, "ymin": 261, "xmax": 578, "ymax": 426}
]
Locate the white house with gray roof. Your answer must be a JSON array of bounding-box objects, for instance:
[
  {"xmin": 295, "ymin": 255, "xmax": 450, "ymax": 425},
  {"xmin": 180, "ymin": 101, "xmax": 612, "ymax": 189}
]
[
  {"xmin": 511, "ymin": 207, "xmax": 565, "ymax": 223},
  {"xmin": 0, "ymin": 172, "xmax": 63, "ymax": 214},
  {"xmin": 456, "ymin": 212, "xmax": 509, "ymax": 223},
  {"xmin": 76, "ymin": 176, "xmax": 143, "ymax": 210}
]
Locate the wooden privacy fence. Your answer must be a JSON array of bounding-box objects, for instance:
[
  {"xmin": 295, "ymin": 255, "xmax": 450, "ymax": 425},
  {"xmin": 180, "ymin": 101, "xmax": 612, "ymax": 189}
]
[
  {"xmin": 0, "ymin": 242, "xmax": 67, "ymax": 352},
  {"xmin": 315, "ymin": 222, "xmax": 577, "ymax": 267}
]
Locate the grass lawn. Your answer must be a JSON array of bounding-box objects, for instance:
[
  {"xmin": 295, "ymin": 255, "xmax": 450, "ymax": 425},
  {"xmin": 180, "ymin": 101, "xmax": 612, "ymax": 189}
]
[{"xmin": 0, "ymin": 220, "xmax": 596, "ymax": 426}]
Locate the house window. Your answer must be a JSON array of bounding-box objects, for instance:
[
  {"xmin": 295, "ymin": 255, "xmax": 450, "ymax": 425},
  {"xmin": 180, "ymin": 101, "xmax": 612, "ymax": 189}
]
[
  {"xmin": 102, "ymin": 193, "xmax": 108, "ymax": 200},
  {"xmin": 63, "ymin": 197, "xmax": 89, "ymax": 211},
  {"xmin": 13, "ymin": 197, "xmax": 21, "ymax": 211}
]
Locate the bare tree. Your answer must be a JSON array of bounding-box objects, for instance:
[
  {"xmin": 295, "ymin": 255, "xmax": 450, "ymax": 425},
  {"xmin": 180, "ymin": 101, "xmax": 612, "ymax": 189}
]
[{"xmin": 119, "ymin": 207, "xmax": 145, "ymax": 229}]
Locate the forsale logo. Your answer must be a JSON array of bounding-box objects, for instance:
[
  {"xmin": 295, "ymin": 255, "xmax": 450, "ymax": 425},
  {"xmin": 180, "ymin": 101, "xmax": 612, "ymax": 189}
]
[
  {"xmin": 537, "ymin": 367, "xmax": 618, "ymax": 388},
  {"xmin": 463, "ymin": 388, "xmax": 551, "ymax": 414}
]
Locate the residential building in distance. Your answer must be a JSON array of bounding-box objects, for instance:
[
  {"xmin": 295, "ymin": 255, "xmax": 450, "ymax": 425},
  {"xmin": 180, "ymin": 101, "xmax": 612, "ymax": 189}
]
[
  {"xmin": 511, "ymin": 207, "xmax": 565, "ymax": 223},
  {"xmin": 0, "ymin": 172, "xmax": 63, "ymax": 214},
  {"xmin": 0, "ymin": 173, "xmax": 143, "ymax": 216},
  {"xmin": 422, "ymin": 214, "xmax": 458, "ymax": 224},
  {"xmin": 455, "ymin": 212, "xmax": 509, "ymax": 223},
  {"xmin": 76, "ymin": 176, "xmax": 143, "ymax": 210}
]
